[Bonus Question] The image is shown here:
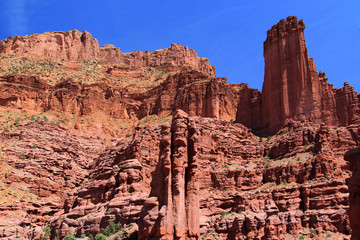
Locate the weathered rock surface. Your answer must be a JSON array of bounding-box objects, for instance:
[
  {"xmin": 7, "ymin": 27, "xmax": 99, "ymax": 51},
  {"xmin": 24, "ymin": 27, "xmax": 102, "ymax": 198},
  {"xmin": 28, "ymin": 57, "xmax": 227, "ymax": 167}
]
[
  {"xmin": 47, "ymin": 110, "xmax": 358, "ymax": 239},
  {"xmin": 0, "ymin": 31, "xmax": 215, "ymax": 77},
  {"xmin": 1, "ymin": 18, "xmax": 359, "ymax": 137},
  {"xmin": 345, "ymin": 147, "xmax": 360, "ymax": 240},
  {"xmin": 0, "ymin": 71, "xmax": 241, "ymax": 137},
  {"xmin": 236, "ymin": 16, "xmax": 360, "ymax": 135},
  {"xmin": 0, "ymin": 15, "xmax": 358, "ymax": 240},
  {"xmin": 0, "ymin": 121, "xmax": 105, "ymax": 239}
]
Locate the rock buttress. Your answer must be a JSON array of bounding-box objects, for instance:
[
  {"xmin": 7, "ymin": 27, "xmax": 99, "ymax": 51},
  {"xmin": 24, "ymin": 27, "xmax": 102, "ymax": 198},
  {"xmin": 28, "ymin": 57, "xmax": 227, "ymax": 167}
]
[{"xmin": 139, "ymin": 110, "xmax": 200, "ymax": 239}]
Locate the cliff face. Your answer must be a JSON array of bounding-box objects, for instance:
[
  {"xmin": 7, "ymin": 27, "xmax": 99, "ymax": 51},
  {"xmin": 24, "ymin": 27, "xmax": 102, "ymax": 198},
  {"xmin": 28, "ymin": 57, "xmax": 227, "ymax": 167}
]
[
  {"xmin": 262, "ymin": 16, "xmax": 330, "ymax": 133},
  {"xmin": 236, "ymin": 16, "xmax": 360, "ymax": 135},
  {"xmin": 0, "ymin": 31, "xmax": 215, "ymax": 77},
  {"xmin": 0, "ymin": 30, "xmax": 100, "ymax": 61},
  {"xmin": 0, "ymin": 72, "xmax": 240, "ymax": 137},
  {"xmin": 0, "ymin": 16, "xmax": 360, "ymax": 239},
  {"xmin": 47, "ymin": 110, "xmax": 358, "ymax": 239},
  {"xmin": 0, "ymin": 22, "xmax": 359, "ymax": 136}
]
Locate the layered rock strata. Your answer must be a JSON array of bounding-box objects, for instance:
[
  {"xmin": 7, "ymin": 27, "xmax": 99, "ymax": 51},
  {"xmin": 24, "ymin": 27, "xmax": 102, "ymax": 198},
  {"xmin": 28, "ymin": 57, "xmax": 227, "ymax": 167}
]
[
  {"xmin": 237, "ymin": 16, "xmax": 360, "ymax": 135},
  {"xmin": 0, "ymin": 19, "xmax": 359, "ymax": 136},
  {"xmin": 0, "ymin": 31, "xmax": 215, "ymax": 77},
  {"xmin": 0, "ymin": 121, "xmax": 105, "ymax": 239},
  {"xmin": 48, "ymin": 110, "xmax": 358, "ymax": 239},
  {"xmin": 0, "ymin": 16, "xmax": 359, "ymax": 239}
]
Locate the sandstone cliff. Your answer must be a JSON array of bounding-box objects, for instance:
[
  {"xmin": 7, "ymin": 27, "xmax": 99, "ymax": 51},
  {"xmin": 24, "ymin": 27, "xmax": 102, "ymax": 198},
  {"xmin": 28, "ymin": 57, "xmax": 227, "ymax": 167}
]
[
  {"xmin": 236, "ymin": 16, "xmax": 360, "ymax": 135},
  {"xmin": 0, "ymin": 20, "xmax": 359, "ymax": 136},
  {"xmin": 0, "ymin": 30, "xmax": 215, "ymax": 77},
  {"xmin": 47, "ymin": 110, "xmax": 358, "ymax": 239},
  {"xmin": 0, "ymin": 16, "xmax": 359, "ymax": 240}
]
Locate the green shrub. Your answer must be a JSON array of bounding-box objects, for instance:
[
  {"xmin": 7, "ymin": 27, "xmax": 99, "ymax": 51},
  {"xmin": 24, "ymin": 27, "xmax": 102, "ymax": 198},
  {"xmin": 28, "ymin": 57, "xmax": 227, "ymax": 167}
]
[
  {"xmin": 104, "ymin": 220, "xmax": 122, "ymax": 236},
  {"xmin": 63, "ymin": 231, "xmax": 75, "ymax": 240},
  {"xmin": 40, "ymin": 226, "xmax": 50, "ymax": 240},
  {"xmin": 95, "ymin": 233, "xmax": 108, "ymax": 240}
]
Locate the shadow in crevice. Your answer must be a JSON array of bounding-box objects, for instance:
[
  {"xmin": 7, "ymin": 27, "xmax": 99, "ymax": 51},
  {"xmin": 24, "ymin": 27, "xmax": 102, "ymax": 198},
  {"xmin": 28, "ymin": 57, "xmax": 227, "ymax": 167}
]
[{"xmin": 138, "ymin": 125, "xmax": 172, "ymax": 239}]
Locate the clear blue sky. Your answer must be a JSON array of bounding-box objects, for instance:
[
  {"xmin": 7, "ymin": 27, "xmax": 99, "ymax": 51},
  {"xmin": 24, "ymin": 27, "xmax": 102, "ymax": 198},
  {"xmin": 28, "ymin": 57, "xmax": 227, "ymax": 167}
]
[{"xmin": 0, "ymin": 0, "xmax": 359, "ymax": 91}]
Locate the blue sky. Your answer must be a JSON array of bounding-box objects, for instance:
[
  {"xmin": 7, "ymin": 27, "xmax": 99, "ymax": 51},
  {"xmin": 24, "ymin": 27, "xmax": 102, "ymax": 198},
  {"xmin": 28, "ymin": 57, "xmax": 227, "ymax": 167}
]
[{"xmin": 0, "ymin": 0, "xmax": 359, "ymax": 91}]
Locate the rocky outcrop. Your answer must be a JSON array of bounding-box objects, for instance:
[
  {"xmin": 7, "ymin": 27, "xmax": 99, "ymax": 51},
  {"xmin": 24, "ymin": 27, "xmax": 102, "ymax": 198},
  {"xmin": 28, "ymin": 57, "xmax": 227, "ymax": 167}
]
[
  {"xmin": 0, "ymin": 30, "xmax": 99, "ymax": 61},
  {"xmin": 345, "ymin": 147, "xmax": 360, "ymax": 240},
  {"xmin": 335, "ymin": 82, "xmax": 360, "ymax": 125},
  {"xmin": 46, "ymin": 110, "xmax": 358, "ymax": 239},
  {"xmin": 0, "ymin": 16, "xmax": 360, "ymax": 240},
  {"xmin": 236, "ymin": 16, "xmax": 360, "ymax": 135},
  {"xmin": 1, "ymin": 21, "xmax": 359, "ymax": 136},
  {"xmin": 142, "ymin": 70, "xmax": 239, "ymax": 120},
  {"xmin": 0, "ymin": 31, "xmax": 215, "ymax": 77},
  {"xmin": 0, "ymin": 72, "xmax": 241, "ymax": 137},
  {"xmin": 0, "ymin": 121, "xmax": 105, "ymax": 239},
  {"xmin": 262, "ymin": 16, "xmax": 321, "ymax": 134}
]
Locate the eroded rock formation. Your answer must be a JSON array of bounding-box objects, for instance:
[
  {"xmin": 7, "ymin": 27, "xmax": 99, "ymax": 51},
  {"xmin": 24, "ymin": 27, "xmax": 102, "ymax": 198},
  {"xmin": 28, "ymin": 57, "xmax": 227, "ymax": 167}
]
[
  {"xmin": 1, "ymin": 18, "xmax": 359, "ymax": 136},
  {"xmin": 0, "ymin": 16, "xmax": 359, "ymax": 240},
  {"xmin": 0, "ymin": 121, "xmax": 105, "ymax": 239},
  {"xmin": 45, "ymin": 110, "xmax": 358, "ymax": 239},
  {"xmin": 236, "ymin": 16, "xmax": 360, "ymax": 135},
  {"xmin": 0, "ymin": 31, "xmax": 215, "ymax": 77},
  {"xmin": 345, "ymin": 147, "xmax": 360, "ymax": 240}
]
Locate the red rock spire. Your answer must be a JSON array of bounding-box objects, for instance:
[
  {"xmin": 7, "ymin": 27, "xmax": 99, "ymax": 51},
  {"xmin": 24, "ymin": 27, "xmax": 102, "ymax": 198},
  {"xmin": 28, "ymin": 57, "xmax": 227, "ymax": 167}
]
[{"xmin": 261, "ymin": 16, "xmax": 336, "ymax": 135}]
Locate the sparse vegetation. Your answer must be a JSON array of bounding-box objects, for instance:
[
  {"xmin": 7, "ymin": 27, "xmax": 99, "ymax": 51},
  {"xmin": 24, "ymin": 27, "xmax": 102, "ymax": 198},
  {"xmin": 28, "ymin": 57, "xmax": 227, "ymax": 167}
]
[
  {"xmin": 63, "ymin": 231, "xmax": 75, "ymax": 240},
  {"xmin": 139, "ymin": 114, "xmax": 172, "ymax": 127},
  {"xmin": 221, "ymin": 211, "xmax": 230, "ymax": 218},
  {"xmin": 201, "ymin": 230, "xmax": 218, "ymax": 240},
  {"xmin": 0, "ymin": 54, "xmax": 170, "ymax": 91},
  {"xmin": 40, "ymin": 226, "xmax": 51, "ymax": 240}
]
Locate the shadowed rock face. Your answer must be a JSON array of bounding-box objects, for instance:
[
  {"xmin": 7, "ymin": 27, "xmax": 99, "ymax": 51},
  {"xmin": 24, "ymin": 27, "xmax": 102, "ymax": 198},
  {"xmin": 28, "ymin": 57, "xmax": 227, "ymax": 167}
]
[{"xmin": 345, "ymin": 147, "xmax": 360, "ymax": 240}]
